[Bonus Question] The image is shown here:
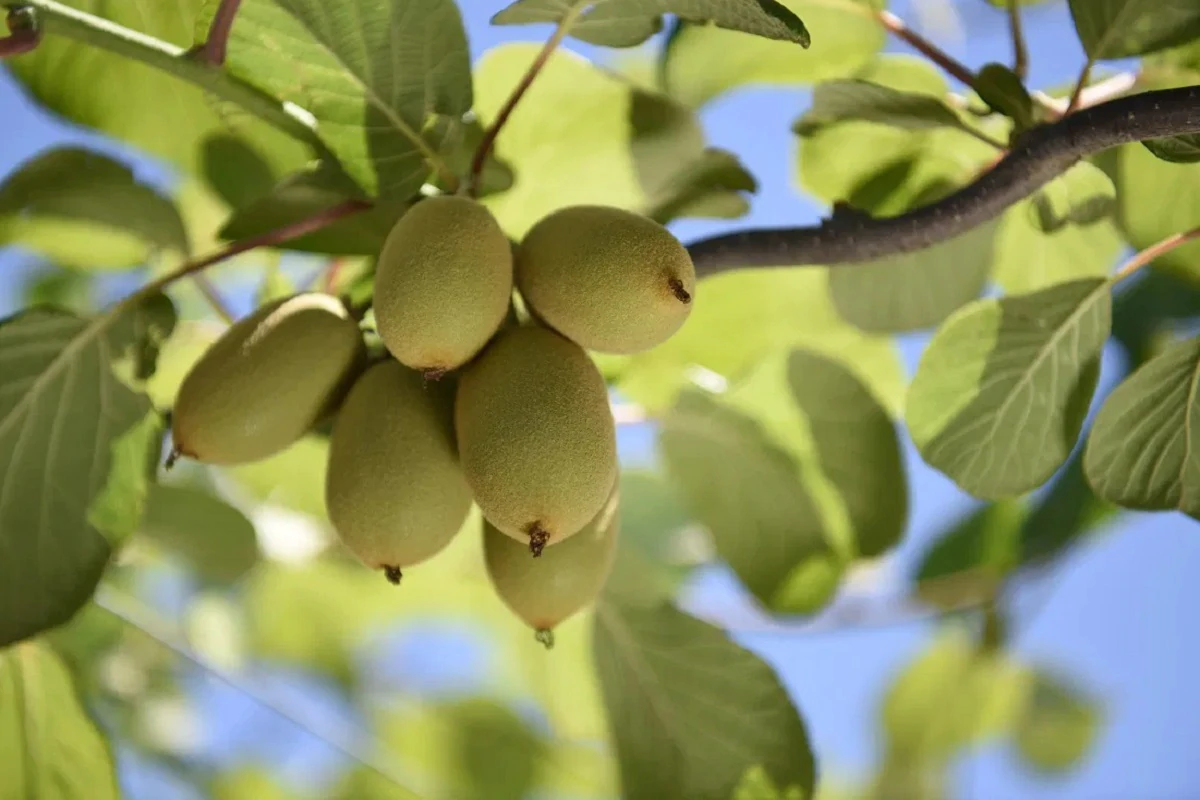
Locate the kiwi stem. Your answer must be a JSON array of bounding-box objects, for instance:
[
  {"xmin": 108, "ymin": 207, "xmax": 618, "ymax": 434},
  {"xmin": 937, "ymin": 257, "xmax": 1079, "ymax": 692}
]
[
  {"xmin": 466, "ymin": 8, "xmax": 582, "ymax": 198},
  {"xmin": 383, "ymin": 566, "xmax": 403, "ymax": 585},
  {"xmin": 667, "ymin": 277, "xmax": 692, "ymax": 304},
  {"xmin": 535, "ymin": 628, "xmax": 555, "ymax": 650},
  {"xmin": 191, "ymin": 0, "xmax": 240, "ymax": 66},
  {"xmin": 526, "ymin": 522, "xmax": 550, "ymax": 557}
]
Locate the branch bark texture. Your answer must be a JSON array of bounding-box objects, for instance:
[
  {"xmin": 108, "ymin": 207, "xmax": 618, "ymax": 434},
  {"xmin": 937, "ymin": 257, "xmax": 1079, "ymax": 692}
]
[{"xmin": 686, "ymin": 86, "xmax": 1200, "ymax": 276}]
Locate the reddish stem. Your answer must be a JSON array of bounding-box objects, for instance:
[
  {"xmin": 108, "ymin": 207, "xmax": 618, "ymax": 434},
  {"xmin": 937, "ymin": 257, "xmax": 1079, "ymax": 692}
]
[
  {"xmin": 876, "ymin": 10, "xmax": 978, "ymax": 90},
  {"xmin": 197, "ymin": 0, "xmax": 241, "ymax": 66},
  {"xmin": 1, "ymin": 7, "xmax": 41, "ymax": 58},
  {"xmin": 1113, "ymin": 226, "xmax": 1200, "ymax": 283}
]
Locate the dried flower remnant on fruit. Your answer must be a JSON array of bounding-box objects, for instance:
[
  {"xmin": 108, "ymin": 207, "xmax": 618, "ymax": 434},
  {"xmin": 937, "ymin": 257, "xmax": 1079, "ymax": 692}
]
[
  {"xmin": 535, "ymin": 629, "xmax": 555, "ymax": 649},
  {"xmin": 527, "ymin": 522, "xmax": 550, "ymax": 557},
  {"xmin": 384, "ymin": 566, "xmax": 402, "ymax": 585}
]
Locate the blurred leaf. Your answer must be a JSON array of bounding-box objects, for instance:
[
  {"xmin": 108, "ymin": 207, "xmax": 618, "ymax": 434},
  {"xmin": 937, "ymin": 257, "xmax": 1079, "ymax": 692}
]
[
  {"xmin": 217, "ymin": 163, "xmax": 410, "ymax": 255},
  {"xmin": 645, "ymin": 148, "xmax": 757, "ymax": 224},
  {"xmin": 604, "ymin": 470, "xmax": 696, "ymax": 605},
  {"xmin": 21, "ymin": 267, "xmax": 94, "ymax": 313},
  {"xmin": 731, "ymin": 765, "xmax": 806, "ymax": 800},
  {"xmin": 795, "ymin": 80, "xmax": 978, "ymax": 136},
  {"xmin": 1014, "ymin": 670, "xmax": 1102, "ymax": 775},
  {"xmin": 1031, "ymin": 161, "xmax": 1116, "ymax": 232},
  {"xmin": 492, "ymin": 0, "xmax": 811, "ymax": 48},
  {"xmin": 210, "ymin": 0, "xmax": 473, "ymax": 198},
  {"xmin": 616, "ymin": 268, "xmax": 905, "ymax": 415},
  {"xmin": 1083, "ymin": 335, "xmax": 1200, "ymax": 518},
  {"xmin": 992, "ymin": 197, "xmax": 1123, "ymax": 294},
  {"xmin": 145, "ymin": 321, "xmax": 223, "ymax": 409},
  {"xmin": 228, "ymin": 434, "xmax": 330, "ymax": 519},
  {"xmin": 829, "ymin": 213, "xmax": 999, "ymax": 333},
  {"xmin": 974, "ymin": 63, "xmax": 1035, "ymax": 129},
  {"xmin": 0, "ymin": 147, "xmax": 188, "ymax": 268},
  {"xmin": 44, "ymin": 603, "xmax": 126, "ymax": 689},
  {"xmin": 256, "ymin": 263, "xmax": 296, "ymax": 306},
  {"xmin": 594, "ymin": 599, "xmax": 815, "ymax": 800},
  {"xmin": 446, "ymin": 699, "xmax": 544, "ymax": 800},
  {"xmin": 0, "ymin": 298, "xmax": 174, "ymax": 646},
  {"xmin": 1019, "ymin": 450, "xmax": 1118, "ymax": 565},
  {"xmin": 211, "ymin": 767, "xmax": 298, "ymax": 800},
  {"xmin": 140, "ymin": 484, "xmax": 259, "ymax": 584},
  {"xmin": 429, "ymin": 115, "xmax": 516, "ymax": 198},
  {"xmin": 906, "ymin": 278, "xmax": 1111, "ymax": 499},
  {"xmin": 1111, "ymin": 268, "xmax": 1200, "ymax": 364},
  {"xmin": 661, "ymin": 0, "xmax": 882, "ymax": 108},
  {"xmin": 914, "ymin": 501, "xmax": 1025, "ymax": 610},
  {"xmin": 1068, "ymin": 0, "xmax": 1200, "ymax": 59},
  {"xmin": 201, "ymin": 134, "xmax": 281, "ymax": 209},
  {"xmin": 1143, "ymin": 134, "xmax": 1200, "ymax": 163},
  {"xmin": 0, "ymin": 641, "xmax": 120, "ymax": 799},
  {"xmin": 882, "ymin": 626, "xmax": 1032, "ymax": 763},
  {"xmin": 6, "ymin": 0, "xmax": 307, "ymax": 177}
]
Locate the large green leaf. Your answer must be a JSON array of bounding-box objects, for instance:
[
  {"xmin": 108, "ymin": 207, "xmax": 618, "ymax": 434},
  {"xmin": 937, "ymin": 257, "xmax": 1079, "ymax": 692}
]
[
  {"xmin": 6, "ymin": 0, "xmax": 307, "ymax": 178},
  {"xmin": 616, "ymin": 268, "xmax": 905, "ymax": 415},
  {"xmin": 491, "ymin": 0, "xmax": 811, "ymax": 48},
  {"xmin": 217, "ymin": 163, "xmax": 410, "ymax": 255},
  {"xmin": 1014, "ymin": 669, "xmax": 1102, "ymax": 775},
  {"xmin": 1067, "ymin": 0, "xmax": 1200, "ymax": 59},
  {"xmin": 0, "ymin": 298, "xmax": 174, "ymax": 647},
  {"xmin": 1083, "ymin": 336, "xmax": 1200, "ymax": 518},
  {"xmin": 0, "ymin": 641, "xmax": 119, "ymax": 799},
  {"xmin": 661, "ymin": 0, "xmax": 882, "ymax": 108},
  {"xmin": 593, "ymin": 599, "xmax": 815, "ymax": 800},
  {"xmin": 906, "ymin": 279, "xmax": 1112, "ymax": 499},
  {"xmin": 139, "ymin": 484, "xmax": 259, "ymax": 584},
  {"xmin": 212, "ymin": 0, "xmax": 473, "ymax": 198},
  {"xmin": 1144, "ymin": 134, "xmax": 1200, "ymax": 163},
  {"xmin": 0, "ymin": 148, "xmax": 188, "ymax": 269}
]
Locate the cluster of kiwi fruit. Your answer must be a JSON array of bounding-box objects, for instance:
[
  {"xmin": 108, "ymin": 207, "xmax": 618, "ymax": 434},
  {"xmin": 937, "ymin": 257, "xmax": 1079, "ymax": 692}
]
[{"xmin": 166, "ymin": 195, "xmax": 696, "ymax": 644}]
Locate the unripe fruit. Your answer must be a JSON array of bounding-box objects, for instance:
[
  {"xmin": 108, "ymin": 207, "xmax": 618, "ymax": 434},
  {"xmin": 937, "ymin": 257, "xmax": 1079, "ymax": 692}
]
[
  {"xmin": 484, "ymin": 487, "xmax": 619, "ymax": 648},
  {"xmin": 373, "ymin": 195, "xmax": 513, "ymax": 376},
  {"xmin": 455, "ymin": 325, "xmax": 617, "ymax": 556},
  {"xmin": 171, "ymin": 293, "xmax": 364, "ymax": 465},
  {"xmin": 325, "ymin": 360, "xmax": 472, "ymax": 584},
  {"xmin": 515, "ymin": 205, "xmax": 695, "ymax": 354}
]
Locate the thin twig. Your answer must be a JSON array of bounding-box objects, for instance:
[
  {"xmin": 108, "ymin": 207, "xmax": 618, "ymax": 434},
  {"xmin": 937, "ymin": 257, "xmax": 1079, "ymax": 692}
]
[
  {"xmin": 1112, "ymin": 225, "xmax": 1200, "ymax": 283},
  {"xmin": 191, "ymin": 275, "xmax": 236, "ymax": 323},
  {"xmin": 94, "ymin": 585, "xmax": 425, "ymax": 797},
  {"xmin": 1005, "ymin": 0, "xmax": 1029, "ymax": 81},
  {"xmin": 876, "ymin": 10, "xmax": 977, "ymax": 91},
  {"xmin": 1066, "ymin": 60, "xmax": 1094, "ymax": 115},
  {"xmin": 468, "ymin": 10, "xmax": 580, "ymax": 197},
  {"xmin": 323, "ymin": 257, "xmax": 346, "ymax": 294},
  {"xmin": 0, "ymin": 5, "xmax": 40, "ymax": 57},
  {"xmin": 194, "ymin": 0, "xmax": 239, "ymax": 66}
]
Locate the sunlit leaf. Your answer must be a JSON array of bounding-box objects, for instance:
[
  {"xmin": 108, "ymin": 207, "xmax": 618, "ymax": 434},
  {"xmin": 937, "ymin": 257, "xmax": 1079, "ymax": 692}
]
[
  {"xmin": 0, "ymin": 641, "xmax": 119, "ymax": 799},
  {"xmin": 1083, "ymin": 335, "xmax": 1200, "ymax": 518},
  {"xmin": 492, "ymin": 0, "xmax": 811, "ymax": 48},
  {"xmin": 974, "ymin": 63, "xmax": 1035, "ymax": 129},
  {"xmin": 661, "ymin": 0, "xmax": 882, "ymax": 108},
  {"xmin": 0, "ymin": 147, "xmax": 188, "ymax": 269},
  {"xmin": 1030, "ymin": 161, "xmax": 1116, "ymax": 233},
  {"xmin": 594, "ymin": 599, "xmax": 815, "ymax": 800},
  {"xmin": 139, "ymin": 484, "xmax": 259, "ymax": 584},
  {"xmin": 211, "ymin": 0, "xmax": 473, "ymax": 198},
  {"xmin": 992, "ymin": 197, "xmax": 1123, "ymax": 294},
  {"xmin": 0, "ymin": 297, "xmax": 174, "ymax": 646},
  {"xmin": 1014, "ymin": 669, "xmax": 1102, "ymax": 774},
  {"xmin": 1068, "ymin": 0, "xmax": 1200, "ymax": 59},
  {"xmin": 906, "ymin": 278, "xmax": 1111, "ymax": 499}
]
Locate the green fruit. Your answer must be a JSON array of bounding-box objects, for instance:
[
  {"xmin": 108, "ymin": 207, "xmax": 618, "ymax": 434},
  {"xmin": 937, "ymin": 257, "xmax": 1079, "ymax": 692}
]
[
  {"xmin": 515, "ymin": 205, "xmax": 696, "ymax": 354},
  {"xmin": 455, "ymin": 325, "xmax": 617, "ymax": 555},
  {"xmin": 484, "ymin": 487, "xmax": 619, "ymax": 647},
  {"xmin": 171, "ymin": 293, "xmax": 364, "ymax": 465},
  {"xmin": 373, "ymin": 195, "xmax": 514, "ymax": 375},
  {"xmin": 325, "ymin": 359, "xmax": 472, "ymax": 584}
]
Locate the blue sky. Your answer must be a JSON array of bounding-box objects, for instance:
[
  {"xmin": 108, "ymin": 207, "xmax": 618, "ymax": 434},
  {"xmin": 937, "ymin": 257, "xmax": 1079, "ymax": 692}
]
[{"xmin": 2, "ymin": 1, "xmax": 1200, "ymax": 798}]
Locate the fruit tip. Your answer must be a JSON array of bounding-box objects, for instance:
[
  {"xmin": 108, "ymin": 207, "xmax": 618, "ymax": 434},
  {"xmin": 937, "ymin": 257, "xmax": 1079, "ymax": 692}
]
[
  {"xmin": 420, "ymin": 367, "xmax": 448, "ymax": 384},
  {"xmin": 526, "ymin": 522, "xmax": 550, "ymax": 557},
  {"xmin": 535, "ymin": 628, "xmax": 555, "ymax": 649},
  {"xmin": 383, "ymin": 565, "xmax": 403, "ymax": 585},
  {"xmin": 668, "ymin": 277, "xmax": 692, "ymax": 305}
]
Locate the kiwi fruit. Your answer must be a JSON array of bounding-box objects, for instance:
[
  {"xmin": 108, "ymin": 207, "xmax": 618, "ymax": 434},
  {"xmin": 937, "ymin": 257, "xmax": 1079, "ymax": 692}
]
[
  {"xmin": 373, "ymin": 195, "xmax": 513, "ymax": 377},
  {"xmin": 325, "ymin": 360, "xmax": 472, "ymax": 584},
  {"xmin": 455, "ymin": 325, "xmax": 617, "ymax": 556},
  {"xmin": 515, "ymin": 205, "xmax": 696, "ymax": 354},
  {"xmin": 484, "ymin": 486, "xmax": 619, "ymax": 648},
  {"xmin": 171, "ymin": 293, "xmax": 364, "ymax": 465}
]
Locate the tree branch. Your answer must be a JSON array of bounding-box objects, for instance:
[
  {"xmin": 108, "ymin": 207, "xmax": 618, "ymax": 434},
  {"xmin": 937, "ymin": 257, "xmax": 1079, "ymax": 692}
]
[
  {"xmin": 685, "ymin": 86, "xmax": 1200, "ymax": 275},
  {"xmin": 193, "ymin": 0, "xmax": 240, "ymax": 66}
]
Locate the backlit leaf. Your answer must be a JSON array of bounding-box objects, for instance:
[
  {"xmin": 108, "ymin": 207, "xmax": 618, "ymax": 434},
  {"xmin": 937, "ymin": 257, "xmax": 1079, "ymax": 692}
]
[
  {"xmin": 992, "ymin": 197, "xmax": 1123, "ymax": 294},
  {"xmin": 139, "ymin": 484, "xmax": 259, "ymax": 584},
  {"xmin": 1014, "ymin": 669, "xmax": 1102, "ymax": 774},
  {"xmin": 906, "ymin": 279, "xmax": 1112, "ymax": 499},
  {"xmin": 1068, "ymin": 0, "xmax": 1200, "ymax": 59},
  {"xmin": 794, "ymin": 80, "xmax": 976, "ymax": 135}
]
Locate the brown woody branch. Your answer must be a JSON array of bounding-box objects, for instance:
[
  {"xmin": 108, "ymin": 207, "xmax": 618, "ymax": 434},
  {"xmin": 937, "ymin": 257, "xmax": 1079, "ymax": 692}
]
[{"xmin": 685, "ymin": 85, "xmax": 1200, "ymax": 276}]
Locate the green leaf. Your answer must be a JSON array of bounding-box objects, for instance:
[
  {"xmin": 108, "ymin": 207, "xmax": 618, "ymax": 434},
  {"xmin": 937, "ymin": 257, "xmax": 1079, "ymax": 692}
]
[
  {"xmin": 1083, "ymin": 335, "xmax": 1200, "ymax": 518},
  {"xmin": 1111, "ymin": 141, "xmax": 1200, "ymax": 281},
  {"xmin": 21, "ymin": 268, "xmax": 94, "ymax": 315},
  {"xmin": 604, "ymin": 471, "xmax": 696, "ymax": 606},
  {"xmin": 1019, "ymin": 450, "xmax": 1118, "ymax": 565},
  {"xmin": 201, "ymin": 134, "xmax": 283, "ymax": 210},
  {"xmin": 428, "ymin": 116, "xmax": 516, "ymax": 198},
  {"xmin": 1068, "ymin": 0, "xmax": 1200, "ymax": 59},
  {"xmin": 1143, "ymin": 135, "xmax": 1200, "ymax": 163},
  {"xmin": 217, "ymin": 163, "xmax": 410, "ymax": 255},
  {"xmin": 212, "ymin": 0, "xmax": 473, "ymax": 198},
  {"xmin": 0, "ymin": 641, "xmax": 119, "ymax": 799},
  {"xmin": 140, "ymin": 484, "xmax": 259, "ymax": 584},
  {"xmin": 1030, "ymin": 161, "xmax": 1116, "ymax": 232},
  {"xmin": 828, "ymin": 213, "xmax": 999, "ymax": 333},
  {"xmin": 730, "ymin": 765, "xmax": 806, "ymax": 800},
  {"xmin": 1014, "ymin": 670, "xmax": 1102, "ymax": 775},
  {"xmin": 228, "ymin": 434, "xmax": 331, "ymax": 519},
  {"xmin": 914, "ymin": 500, "xmax": 1025, "ymax": 611},
  {"xmin": 992, "ymin": 199, "xmax": 1123, "ymax": 295},
  {"xmin": 0, "ymin": 298, "xmax": 175, "ymax": 647},
  {"xmin": 212, "ymin": 767, "xmax": 299, "ymax": 800},
  {"xmin": 593, "ymin": 599, "xmax": 815, "ymax": 800},
  {"xmin": 492, "ymin": 0, "xmax": 811, "ymax": 49},
  {"xmin": 616, "ymin": 268, "xmax": 905, "ymax": 415},
  {"xmin": 795, "ymin": 80, "xmax": 977, "ymax": 135},
  {"xmin": 0, "ymin": 147, "xmax": 188, "ymax": 269},
  {"xmin": 1111, "ymin": 268, "xmax": 1200, "ymax": 365},
  {"xmin": 906, "ymin": 278, "xmax": 1112, "ymax": 499},
  {"xmin": 256, "ymin": 263, "xmax": 297, "ymax": 306},
  {"xmin": 660, "ymin": 0, "xmax": 882, "ymax": 108},
  {"xmin": 974, "ymin": 63, "xmax": 1035, "ymax": 130},
  {"xmin": 7, "ymin": 0, "xmax": 307, "ymax": 178}
]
